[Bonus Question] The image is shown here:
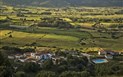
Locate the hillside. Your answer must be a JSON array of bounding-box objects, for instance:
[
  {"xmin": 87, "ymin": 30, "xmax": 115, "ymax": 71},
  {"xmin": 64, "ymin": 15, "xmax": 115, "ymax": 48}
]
[{"xmin": 1, "ymin": 0, "xmax": 123, "ymax": 7}]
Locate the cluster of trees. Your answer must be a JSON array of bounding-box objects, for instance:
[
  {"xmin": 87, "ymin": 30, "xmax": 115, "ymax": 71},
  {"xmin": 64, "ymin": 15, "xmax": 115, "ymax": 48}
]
[
  {"xmin": 115, "ymin": 10, "xmax": 123, "ymax": 14},
  {"xmin": 0, "ymin": 20, "xmax": 9, "ymax": 24},
  {"xmin": 0, "ymin": 19, "xmax": 11, "ymax": 29},
  {"xmin": 109, "ymin": 24, "xmax": 123, "ymax": 28},
  {"xmin": 91, "ymin": 23, "xmax": 123, "ymax": 39},
  {"xmin": 2, "ymin": 46, "xmax": 35, "ymax": 54},
  {"xmin": 40, "ymin": 12, "xmax": 52, "ymax": 15},
  {"xmin": 37, "ymin": 17, "xmax": 73, "ymax": 29},
  {"xmin": 36, "ymin": 70, "xmax": 90, "ymax": 77},
  {"xmin": 0, "ymin": 51, "xmax": 14, "ymax": 77},
  {"xmin": 95, "ymin": 62, "xmax": 123, "ymax": 76},
  {"xmin": 71, "ymin": 18, "xmax": 123, "ymax": 23}
]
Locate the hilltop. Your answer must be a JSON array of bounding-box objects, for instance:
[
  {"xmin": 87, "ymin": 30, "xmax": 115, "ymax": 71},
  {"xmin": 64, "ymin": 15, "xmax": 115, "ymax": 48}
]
[{"xmin": 1, "ymin": 0, "xmax": 123, "ymax": 7}]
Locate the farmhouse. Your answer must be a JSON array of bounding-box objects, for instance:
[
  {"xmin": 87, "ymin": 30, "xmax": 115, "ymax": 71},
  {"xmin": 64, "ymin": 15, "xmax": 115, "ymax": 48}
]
[
  {"xmin": 105, "ymin": 54, "xmax": 113, "ymax": 59},
  {"xmin": 31, "ymin": 52, "xmax": 36, "ymax": 58},
  {"xmin": 35, "ymin": 52, "xmax": 52, "ymax": 60},
  {"xmin": 98, "ymin": 50, "xmax": 106, "ymax": 55},
  {"xmin": 98, "ymin": 50, "xmax": 119, "ymax": 56},
  {"xmin": 18, "ymin": 57, "xmax": 27, "ymax": 62},
  {"xmin": 23, "ymin": 52, "xmax": 31, "ymax": 57},
  {"xmin": 8, "ymin": 55, "xmax": 15, "ymax": 59},
  {"xmin": 15, "ymin": 54, "xmax": 24, "ymax": 59}
]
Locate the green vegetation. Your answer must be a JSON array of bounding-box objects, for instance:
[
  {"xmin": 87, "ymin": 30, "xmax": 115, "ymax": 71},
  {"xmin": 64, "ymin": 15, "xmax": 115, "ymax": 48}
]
[
  {"xmin": 0, "ymin": 1, "xmax": 123, "ymax": 77},
  {"xmin": 0, "ymin": 27, "xmax": 123, "ymax": 50},
  {"xmin": 0, "ymin": 51, "xmax": 14, "ymax": 77},
  {"xmin": 0, "ymin": 6, "xmax": 123, "ymax": 51},
  {"xmin": 0, "ymin": 50, "xmax": 123, "ymax": 77},
  {"xmin": 0, "ymin": 30, "xmax": 80, "ymax": 48}
]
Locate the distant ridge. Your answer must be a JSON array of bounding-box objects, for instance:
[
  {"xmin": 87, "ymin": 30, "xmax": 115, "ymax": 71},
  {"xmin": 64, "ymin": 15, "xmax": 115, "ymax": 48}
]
[{"xmin": 1, "ymin": 0, "xmax": 123, "ymax": 7}]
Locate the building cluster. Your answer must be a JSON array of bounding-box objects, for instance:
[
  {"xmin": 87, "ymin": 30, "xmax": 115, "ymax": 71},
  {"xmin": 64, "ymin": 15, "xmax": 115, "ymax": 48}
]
[
  {"xmin": 7, "ymin": 48, "xmax": 121, "ymax": 65},
  {"xmin": 98, "ymin": 49, "xmax": 120, "ymax": 59},
  {"xmin": 8, "ymin": 51, "xmax": 54, "ymax": 64}
]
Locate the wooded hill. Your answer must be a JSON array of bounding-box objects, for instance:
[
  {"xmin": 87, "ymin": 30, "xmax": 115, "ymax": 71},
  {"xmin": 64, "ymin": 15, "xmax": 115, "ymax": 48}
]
[{"xmin": 1, "ymin": 0, "xmax": 123, "ymax": 7}]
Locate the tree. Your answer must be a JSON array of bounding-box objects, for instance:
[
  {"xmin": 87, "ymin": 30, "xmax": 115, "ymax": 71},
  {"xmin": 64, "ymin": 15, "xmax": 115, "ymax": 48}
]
[
  {"xmin": 80, "ymin": 71, "xmax": 90, "ymax": 77},
  {"xmin": 0, "ymin": 51, "xmax": 14, "ymax": 77},
  {"xmin": 2, "ymin": 46, "xmax": 21, "ymax": 53},
  {"xmin": 42, "ymin": 59, "xmax": 53, "ymax": 70},
  {"xmin": 9, "ymin": 35, "xmax": 13, "ymax": 38},
  {"xmin": 23, "ymin": 62, "xmax": 40, "ymax": 73},
  {"xmin": 15, "ymin": 71, "xmax": 26, "ymax": 77},
  {"xmin": 36, "ymin": 71, "xmax": 56, "ymax": 77},
  {"xmin": 59, "ymin": 71, "xmax": 78, "ymax": 77},
  {"xmin": 59, "ymin": 71, "xmax": 90, "ymax": 77},
  {"xmin": 21, "ymin": 48, "xmax": 35, "ymax": 53},
  {"xmin": 57, "ymin": 65, "xmax": 68, "ymax": 73}
]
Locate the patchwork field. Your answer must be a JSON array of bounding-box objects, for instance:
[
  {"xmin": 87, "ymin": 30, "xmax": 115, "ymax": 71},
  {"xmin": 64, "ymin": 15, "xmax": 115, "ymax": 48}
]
[
  {"xmin": 0, "ymin": 30, "xmax": 80, "ymax": 48},
  {"xmin": 0, "ymin": 1, "xmax": 123, "ymax": 77},
  {"xmin": 0, "ymin": 6, "xmax": 123, "ymax": 51},
  {"xmin": 0, "ymin": 27, "xmax": 123, "ymax": 51}
]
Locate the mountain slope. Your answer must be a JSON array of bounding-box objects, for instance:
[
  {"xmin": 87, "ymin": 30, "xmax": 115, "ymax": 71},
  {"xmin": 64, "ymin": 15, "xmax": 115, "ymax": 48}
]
[{"xmin": 1, "ymin": 0, "xmax": 123, "ymax": 7}]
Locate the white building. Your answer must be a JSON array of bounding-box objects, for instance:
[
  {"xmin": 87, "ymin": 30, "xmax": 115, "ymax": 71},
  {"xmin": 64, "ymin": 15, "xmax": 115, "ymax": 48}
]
[
  {"xmin": 8, "ymin": 55, "xmax": 14, "ymax": 59},
  {"xmin": 105, "ymin": 55, "xmax": 113, "ymax": 59},
  {"xmin": 18, "ymin": 57, "xmax": 27, "ymax": 62},
  {"xmin": 15, "ymin": 54, "xmax": 23, "ymax": 59},
  {"xmin": 31, "ymin": 52, "xmax": 36, "ymax": 58},
  {"xmin": 35, "ymin": 53, "xmax": 52, "ymax": 60}
]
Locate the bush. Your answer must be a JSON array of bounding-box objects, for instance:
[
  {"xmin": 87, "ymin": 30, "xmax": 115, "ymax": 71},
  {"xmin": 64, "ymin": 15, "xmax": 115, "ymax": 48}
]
[
  {"xmin": 23, "ymin": 62, "xmax": 40, "ymax": 73},
  {"xmin": 59, "ymin": 71, "xmax": 90, "ymax": 77},
  {"xmin": 15, "ymin": 71, "xmax": 26, "ymax": 77},
  {"xmin": 36, "ymin": 71, "xmax": 56, "ymax": 77}
]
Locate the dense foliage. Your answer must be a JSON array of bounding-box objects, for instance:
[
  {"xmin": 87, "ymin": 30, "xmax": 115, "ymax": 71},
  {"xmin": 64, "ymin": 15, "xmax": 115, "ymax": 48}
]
[
  {"xmin": 37, "ymin": 18, "xmax": 73, "ymax": 29},
  {"xmin": 0, "ymin": 50, "xmax": 123, "ymax": 77},
  {"xmin": 0, "ymin": 51, "xmax": 14, "ymax": 77}
]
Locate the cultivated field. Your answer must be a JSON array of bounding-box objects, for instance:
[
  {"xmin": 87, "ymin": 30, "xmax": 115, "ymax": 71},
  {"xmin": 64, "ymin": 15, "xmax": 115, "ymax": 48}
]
[{"xmin": 0, "ymin": 6, "xmax": 123, "ymax": 51}]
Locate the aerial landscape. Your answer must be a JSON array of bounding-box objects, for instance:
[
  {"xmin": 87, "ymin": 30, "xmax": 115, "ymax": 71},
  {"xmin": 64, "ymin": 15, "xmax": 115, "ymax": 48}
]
[{"xmin": 0, "ymin": 0, "xmax": 123, "ymax": 77}]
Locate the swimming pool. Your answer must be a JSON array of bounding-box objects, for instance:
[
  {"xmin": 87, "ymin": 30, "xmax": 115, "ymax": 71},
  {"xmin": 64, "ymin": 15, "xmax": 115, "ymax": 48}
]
[{"xmin": 92, "ymin": 59, "xmax": 108, "ymax": 64}]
